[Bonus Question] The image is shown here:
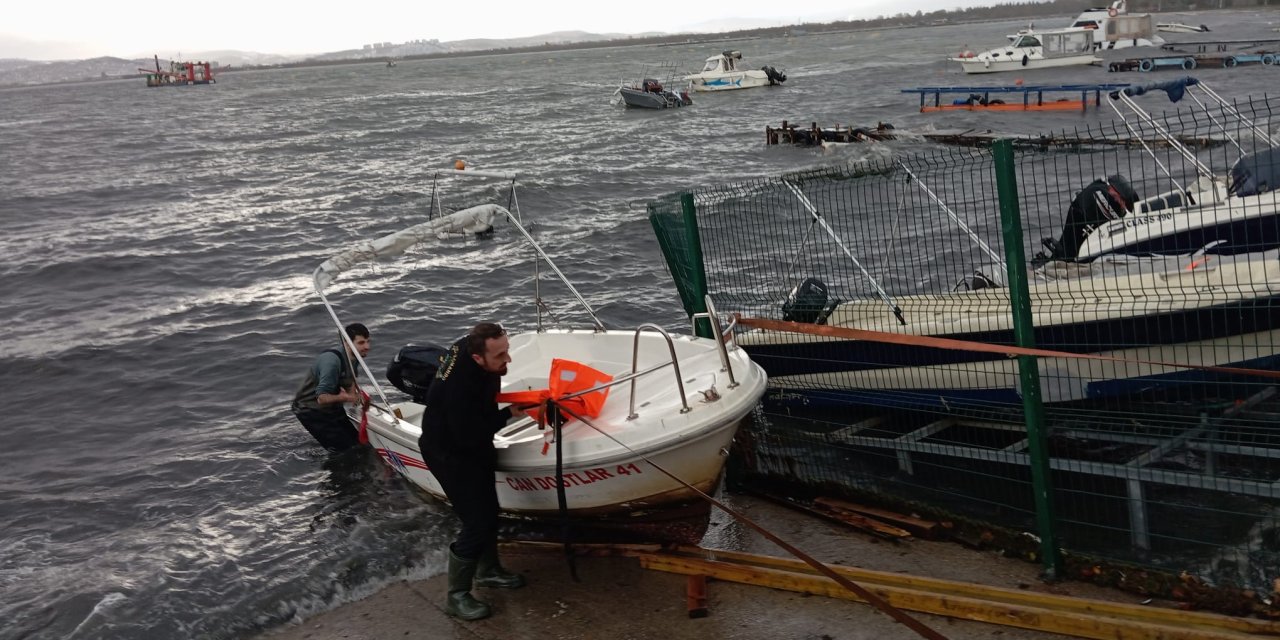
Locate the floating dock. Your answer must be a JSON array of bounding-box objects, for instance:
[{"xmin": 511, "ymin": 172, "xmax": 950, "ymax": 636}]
[
  {"xmin": 764, "ymin": 121, "xmax": 1225, "ymax": 150},
  {"xmin": 901, "ymin": 84, "xmax": 1132, "ymax": 113},
  {"xmin": 1109, "ymin": 51, "xmax": 1278, "ymax": 72}
]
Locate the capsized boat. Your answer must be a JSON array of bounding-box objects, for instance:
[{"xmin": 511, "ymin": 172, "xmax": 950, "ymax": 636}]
[
  {"xmin": 952, "ymin": 30, "xmax": 1103, "ymax": 74},
  {"xmin": 1035, "ymin": 77, "xmax": 1280, "ymax": 262},
  {"xmin": 314, "ymin": 169, "xmax": 768, "ymax": 541},
  {"xmin": 683, "ymin": 50, "xmax": 786, "ymax": 92}
]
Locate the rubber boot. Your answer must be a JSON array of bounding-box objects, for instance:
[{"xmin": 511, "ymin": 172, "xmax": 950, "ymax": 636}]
[
  {"xmin": 446, "ymin": 549, "xmax": 492, "ymax": 621},
  {"xmin": 475, "ymin": 543, "xmax": 526, "ymax": 589}
]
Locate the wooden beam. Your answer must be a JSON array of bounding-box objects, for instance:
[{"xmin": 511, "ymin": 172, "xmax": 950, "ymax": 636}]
[{"xmin": 638, "ymin": 555, "xmax": 1271, "ymax": 640}]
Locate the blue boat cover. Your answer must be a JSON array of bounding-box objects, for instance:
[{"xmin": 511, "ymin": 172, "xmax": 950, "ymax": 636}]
[{"xmin": 1110, "ymin": 76, "xmax": 1200, "ymax": 103}]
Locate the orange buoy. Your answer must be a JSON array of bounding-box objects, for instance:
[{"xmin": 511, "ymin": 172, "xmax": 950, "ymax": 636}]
[{"xmin": 454, "ymin": 159, "xmax": 466, "ymax": 170}]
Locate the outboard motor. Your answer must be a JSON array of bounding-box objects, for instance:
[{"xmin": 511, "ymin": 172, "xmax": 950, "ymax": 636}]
[
  {"xmin": 1034, "ymin": 174, "xmax": 1139, "ymax": 263},
  {"xmin": 782, "ymin": 277, "xmax": 840, "ymax": 324},
  {"xmin": 386, "ymin": 344, "xmax": 448, "ymax": 403},
  {"xmin": 761, "ymin": 65, "xmax": 787, "ymax": 85},
  {"xmin": 1228, "ymin": 146, "xmax": 1280, "ymax": 197}
]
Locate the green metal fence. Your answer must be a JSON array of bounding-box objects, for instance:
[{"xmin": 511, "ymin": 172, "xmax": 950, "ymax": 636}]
[{"xmin": 651, "ymin": 83, "xmax": 1280, "ymax": 604}]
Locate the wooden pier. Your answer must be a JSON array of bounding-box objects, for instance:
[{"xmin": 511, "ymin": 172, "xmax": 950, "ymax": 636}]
[{"xmin": 764, "ymin": 121, "xmax": 1225, "ymax": 150}]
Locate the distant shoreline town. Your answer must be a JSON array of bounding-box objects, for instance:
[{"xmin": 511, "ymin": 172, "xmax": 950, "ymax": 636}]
[{"xmin": 0, "ymin": 0, "xmax": 1259, "ymax": 88}]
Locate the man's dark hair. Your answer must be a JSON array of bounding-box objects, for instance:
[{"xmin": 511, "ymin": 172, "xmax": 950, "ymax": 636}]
[
  {"xmin": 466, "ymin": 322, "xmax": 506, "ymax": 355},
  {"xmin": 345, "ymin": 322, "xmax": 370, "ymax": 340}
]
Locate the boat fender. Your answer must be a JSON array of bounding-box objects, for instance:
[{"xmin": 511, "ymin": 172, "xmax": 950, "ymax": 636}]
[
  {"xmin": 1262, "ymin": 54, "xmax": 1275, "ymax": 66},
  {"xmin": 1108, "ymin": 7, "xmax": 1118, "ymax": 17},
  {"xmin": 1182, "ymin": 57, "xmax": 1197, "ymax": 70},
  {"xmin": 1139, "ymin": 58, "xmax": 1154, "ymax": 72},
  {"xmin": 1021, "ymin": 54, "xmax": 1029, "ymax": 67},
  {"xmin": 1224, "ymin": 56, "xmax": 1237, "ymax": 68}
]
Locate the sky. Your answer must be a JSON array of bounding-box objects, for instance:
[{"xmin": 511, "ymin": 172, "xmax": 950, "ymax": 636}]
[{"xmin": 1, "ymin": 0, "xmax": 985, "ymax": 60}]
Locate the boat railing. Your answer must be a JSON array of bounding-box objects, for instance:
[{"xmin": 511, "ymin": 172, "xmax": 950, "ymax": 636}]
[
  {"xmin": 627, "ymin": 324, "xmax": 691, "ymax": 419},
  {"xmin": 690, "ymin": 294, "xmax": 739, "ymax": 389}
]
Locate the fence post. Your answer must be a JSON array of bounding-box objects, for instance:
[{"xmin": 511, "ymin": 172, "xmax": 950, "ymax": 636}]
[
  {"xmin": 993, "ymin": 139, "xmax": 1063, "ymax": 579},
  {"xmin": 681, "ymin": 192, "xmax": 712, "ymax": 338}
]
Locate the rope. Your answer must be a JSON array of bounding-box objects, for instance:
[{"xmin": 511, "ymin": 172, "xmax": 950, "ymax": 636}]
[{"xmin": 554, "ymin": 403, "xmax": 950, "ymax": 640}]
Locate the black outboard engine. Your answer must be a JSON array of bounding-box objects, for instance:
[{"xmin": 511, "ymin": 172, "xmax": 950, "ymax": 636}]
[
  {"xmin": 386, "ymin": 344, "xmax": 448, "ymax": 403},
  {"xmin": 1228, "ymin": 146, "xmax": 1280, "ymax": 197},
  {"xmin": 761, "ymin": 65, "xmax": 787, "ymax": 85},
  {"xmin": 1034, "ymin": 174, "xmax": 1139, "ymax": 264},
  {"xmin": 782, "ymin": 277, "xmax": 840, "ymax": 324}
]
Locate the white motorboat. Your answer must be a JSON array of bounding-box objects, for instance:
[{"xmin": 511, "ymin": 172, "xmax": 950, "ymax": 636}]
[
  {"xmin": 952, "ymin": 29, "xmax": 1102, "ymax": 74},
  {"xmin": 1035, "ymin": 78, "xmax": 1280, "ymax": 262},
  {"xmin": 1007, "ymin": 1, "xmax": 1165, "ymax": 50},
  {"xmin": 683, "ymin": 50, "xmax": 785, "ymax": 92},
  {"xmin": 312, "ymin": 169, "xmax": 768, "ymax": 541},
  {"xmin": 738, "ymin": 249, "xmax": 1280, "ymax": 409}
]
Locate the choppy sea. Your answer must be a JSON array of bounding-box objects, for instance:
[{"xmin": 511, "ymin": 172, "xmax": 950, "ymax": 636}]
[{"xmin": 2, "ymin": 10, "xmax": 1277, "ymax": 639}]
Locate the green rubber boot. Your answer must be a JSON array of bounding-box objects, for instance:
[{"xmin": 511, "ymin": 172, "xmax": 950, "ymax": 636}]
[
  {"xmin": 445, "ymin": 549, "xmax": 492, "ymax": 621},
  {"xmin": 475, "ymin": 544, "xmax": 526, "ymax": 589}
]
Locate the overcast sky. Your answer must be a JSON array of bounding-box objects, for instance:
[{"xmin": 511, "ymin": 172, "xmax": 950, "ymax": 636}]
[{"xmin": 2, "ymin": 0, "xmax": 990, "ymax": 59}]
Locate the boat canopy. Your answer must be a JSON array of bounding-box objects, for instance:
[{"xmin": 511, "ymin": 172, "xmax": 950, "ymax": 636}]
[{"xmin": 313, "ymin": 204, "xmax": 500, "ymax": 291}]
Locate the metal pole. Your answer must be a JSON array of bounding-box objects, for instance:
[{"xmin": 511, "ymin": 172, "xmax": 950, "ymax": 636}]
[
  {"xmin": 993, "ymin": 139, "xmax": 1062, "ymax": 580},
  {"xmin": 681, "ymin": 193, "xmax": 712, "ymax": 338}
]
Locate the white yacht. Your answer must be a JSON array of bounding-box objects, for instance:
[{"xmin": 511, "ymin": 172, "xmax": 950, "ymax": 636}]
[
  {"xmin": 953, "ymin": 29, "xmax": 1102, "ymax": 74},
  {"xmin": 683, "ymin": 51, "xmax": 785, "ymax": 92}
]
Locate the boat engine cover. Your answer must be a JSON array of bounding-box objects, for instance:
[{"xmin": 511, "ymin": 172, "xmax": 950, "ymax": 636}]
[
  {"xmin": 1228, "ymin": 146, "xmax": 1280, "ymax": 197},
  {"xmin": 386, "ymin": 344, "xmax": 448, "ymax": 403}
]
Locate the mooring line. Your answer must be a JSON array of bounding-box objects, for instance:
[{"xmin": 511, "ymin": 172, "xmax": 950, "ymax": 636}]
[{"xmin": 555, "ymin": 404, "xmax": 951, "ymax": 640}]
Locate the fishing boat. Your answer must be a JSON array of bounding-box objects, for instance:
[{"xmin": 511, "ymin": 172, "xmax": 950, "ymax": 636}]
[
  {"xmin": 952, "ymin": 29, "xmax": 1103, "ymax": 74},
  {"xmin": 683, "ymin": 50, "xmax": 785, "ymax": 92},
  {"xmin": 313, "ymin": 169, "xmax": 768, "ymax": 541},
  {"xmin": 138, "ymin": 55, "xmax": 215, "ymax": 87},
  {"xmin": 1036, "ymin": 77, "xmax": 1280, "ymax": 262},
  {"xmin": 614, "ymin": 64, "xmax": 692, "ymax": 109}
]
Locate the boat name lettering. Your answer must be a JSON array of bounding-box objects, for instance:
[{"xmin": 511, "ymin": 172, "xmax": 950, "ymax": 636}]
[
  {"xmin": 1109, "ymin": 212, "xmax": 1174, "ymax": 234},
  {"xmin": 504, "ymin": 465, "xmax": 643, "ymax": 492}
]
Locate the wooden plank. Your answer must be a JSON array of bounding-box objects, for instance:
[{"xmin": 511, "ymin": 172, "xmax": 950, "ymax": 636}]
[
  {"xmin": 813, "ymin": 497, "xmax": 944, "ymax": 538},
  {"xmin": 657, "ymin": 546, "xmax": 1280, "ymax": 636},
  {"xmin": 750, "ymin": 491, "xmax": 911, "ymax": 540},
  {"xmin": 639, "ymin": 555, "xmax": 1269, "ymax": 640}
]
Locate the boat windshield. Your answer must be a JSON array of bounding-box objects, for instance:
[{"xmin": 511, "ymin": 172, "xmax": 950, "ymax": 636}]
[
  {"xmin": 1014, "ymin": 35, "xmax": 1042, "ymax": 47},
  {"xmin": 1071, "ymin": 20, "xmax": 1100, "ymax": 28},
  {"xmin": 702, "ymin": 58, "xmax": 721, "ymax": 72}
]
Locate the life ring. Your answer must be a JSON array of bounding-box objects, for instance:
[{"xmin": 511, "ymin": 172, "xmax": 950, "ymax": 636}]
[
  {"xmin": 1139, "ymin": 58, "xmax": 1154, "ymax": 72},
  {"xmin": 1108, "ymin": 7, "xmax": 1118, "ymax": 17},
  {"xmin": 1262, "ymin": 54, "xmax": 1276, "ymax": 66},
  {"xmin": 1224, "ymin": 56, "xmax": 1237, "ymax": 68},
  {"xmin": 1182, "ymin": 57, "xmax": 1197, "ymax": 70}
]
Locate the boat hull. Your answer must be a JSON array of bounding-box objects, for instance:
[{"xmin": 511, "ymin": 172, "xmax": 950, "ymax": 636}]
[
  {"xmin": 955, "ymin": 53, "xmax": 1102, "ymax": 74},
  {"xmin": 618, "ymin": 87, "xmax": 689, "ymax": 109},
  {"xmin": 685, "ymin": 71, "xmax": 774, "ymax": 91},
  {"xmin": 1078, "ymin": 194, "xmax": 1280, "ymax": 259},
  {"xmin": 739, "ymin": 253, "xmax": 1280, "ymax": 409},
  {"xmin": 358, "ymin": 329, "xmax": 768, "ymax": 540}
]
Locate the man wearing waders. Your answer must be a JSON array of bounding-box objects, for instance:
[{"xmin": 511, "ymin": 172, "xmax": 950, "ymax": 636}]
[
  {"xmin": 290, "ymin": 322, "xmax": 371, "ymax": 452},
  {"xmin": 419, "ymin": 322, "xmax": 527, "ymax": 620}
]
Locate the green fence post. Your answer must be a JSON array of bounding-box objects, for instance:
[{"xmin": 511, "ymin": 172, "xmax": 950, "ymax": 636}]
[
  {"xmin": 681, "ymin": 192, "xmax": 712, "ymax": 338},
  {"xmin": 993, "ymin": 139, "xmax": 1063, "ymax": 579}
]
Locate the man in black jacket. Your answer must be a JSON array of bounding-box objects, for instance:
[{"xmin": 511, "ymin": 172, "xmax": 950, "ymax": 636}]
[{"xmin": 419, "ymin": 322, "xmax": 526, "ymax": 621}]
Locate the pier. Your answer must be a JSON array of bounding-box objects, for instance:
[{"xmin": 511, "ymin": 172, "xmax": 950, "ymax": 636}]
[{"xmin": 901, "ymin": 83, "xmax": 1131, "ymax": 113}]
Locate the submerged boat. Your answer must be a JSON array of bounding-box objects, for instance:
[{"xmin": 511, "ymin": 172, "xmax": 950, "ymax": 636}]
[
  {"xmin": 683, "ymin": 50, "xmax": 785, "ymax": 92},
  {"xmin": 1157, "ymin": 23, "xmax": 1211, "ymax": 34},
  {"xmin": 615, "ymin": 64, "xmax": 692, "ymax": 109},
  {"xmin": 1036, "ymin": 78, "xmax": 1280, "ymax": 262},
  {"xmin": 952, "ymin": 29, "xmax": 1103, "ymax": 74},
  {"xmin": 313, "ymin": 169, "xmax": 767, "ymax": 541}
]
